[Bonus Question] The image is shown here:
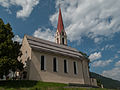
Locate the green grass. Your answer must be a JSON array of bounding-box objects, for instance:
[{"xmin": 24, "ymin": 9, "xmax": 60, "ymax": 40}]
[
  {"xmin": 0, "ymin": 80, "xmax": 115, "ymax": 90},
  {"xmin": 0, "ymin": 80, "xmax": 67, "ymax": 90}
]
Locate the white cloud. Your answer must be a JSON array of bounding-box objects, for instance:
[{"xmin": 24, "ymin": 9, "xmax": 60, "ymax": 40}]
[
  {"xmin": 33, "ymin": 28, "xmax": 55, "ymax": 42},
  {"xmin": 102, "ymin": 60, "xmax": 120, "ymax": 81},
  {"xmin": 0, "ymin": 0, "xmax": 10, "ymax": 8},
  {"xmin": 101, "ymin": 44, "xmax": 114, "ymax": 51},
  {"xmin": 102, "ymin": 67, "xmax": 120, "ymax": 81},
  {"xmin": 105, "ymin": 44, "xmax": 114, "ymax": 49},
  {"xmin": 0, "ymin": 0, "xmax": 39, "ymax": 18},
  {"xmin": 50, "ymin": 0, "xmax": 120, "ymax": 43},
  {"xmin": 115, "ymin": 61, "xmax": 120, "ymax": 67},
  {"xmin": 114, "ymin": 54, "xmax": 119, "ymax": 59},
  {"xmin": 92, "ymin": 59, "xmax": 112, "ymax": 67},
  {"xmin": 12, "ymin": 35, "xmax": 22, "ymax": 43},
  {"xmin": 89, "ymin": 52, "xmax": 101, "ymax": 61},
  {"xmin": 117, "ymin": 51, "xmax": 120, "ymax": 53},
  {"xmin": 94, "ymin": 37, "xmax": 102, "ymax": 43}
]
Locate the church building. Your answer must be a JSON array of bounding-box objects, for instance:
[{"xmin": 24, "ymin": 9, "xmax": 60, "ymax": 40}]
[{"xmin": 20, "ymin": 8, "xmax": 97, "ymax": 86}]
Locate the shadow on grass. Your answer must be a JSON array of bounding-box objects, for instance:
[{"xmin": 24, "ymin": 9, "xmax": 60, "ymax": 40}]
[
  {"xmin": 0, "ymin": 80, "xmax": 38, "ymax": 89},
  {"xmin": 0, "ymin": 80, "xmax": 68, "ymax": 89}
]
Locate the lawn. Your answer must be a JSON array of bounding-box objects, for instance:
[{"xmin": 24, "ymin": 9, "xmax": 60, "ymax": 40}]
[{"xmin": 0, "ymin": 80, "xmax": 115, "ymax": 90}]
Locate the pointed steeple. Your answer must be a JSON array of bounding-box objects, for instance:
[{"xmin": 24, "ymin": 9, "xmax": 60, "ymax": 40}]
[
  {"xmin": 57, "ymin": 8, "xmax": 64, "ymax": 34},
  {"xmin": 55, "ymin": 8, "xmax": 67, "ymax": 45}
]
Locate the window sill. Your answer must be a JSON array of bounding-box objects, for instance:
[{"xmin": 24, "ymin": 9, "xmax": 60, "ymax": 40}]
[
  {"xmin": 64, "ymin": 72, "xmax": 68, "ymax": 74},
  {"xmin": 41, "ymin": 70, "xmax": 46, "ymax": 72},
  {"xmin": 74, "ymin": 74, "xmax": 78, "ymax": 75},
  {"xmin": 53, "ymin": 71, "xmax": 58, "ymax": 73}
]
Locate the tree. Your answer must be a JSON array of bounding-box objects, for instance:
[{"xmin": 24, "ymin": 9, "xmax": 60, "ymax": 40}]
[
  {"xmin": 0, "ymin": 57, "xmax": 11, "ymax": 79},
  {"xmin": 0, "ymin": 18, "xmax": 23, "ymax": 79},
  {"xmin": 79, "ymin": 51, "xmax": 89, "ymax": 59}
]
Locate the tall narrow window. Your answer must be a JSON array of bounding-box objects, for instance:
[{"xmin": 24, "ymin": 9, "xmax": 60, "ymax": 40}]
[
  {"xmin": 53, "ymin": 57, "xmax": 57, "ymax": 72},
  {"xmin": 73, "ymin": 61, "xmax": 77, "ymax": 74},
  {"xmin": 64, "ymin": 60, "xmax": 68, "ymax": 73},
  {"xmin": 41, "ymin": 55, "xmax": 45, "ymax": 70},
  {"xmin": 62, "ymin": 32, "xmax": 64, "ymax": 35},
  {"xmin": 62, "ymin": 38, "xmax": 64, "ymax": 44},
  {"xmin": 25, "ymin": 51, "xmax": 27, "ymax": 58},
  {"xmin": 57, "ymin": 38, "xmax": 59, "ymax": 44}
]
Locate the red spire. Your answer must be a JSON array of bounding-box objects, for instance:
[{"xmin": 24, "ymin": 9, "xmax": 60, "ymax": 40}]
[{"xmin": 57, "ymin": 8, "xmax": 64, "ymax": 33}]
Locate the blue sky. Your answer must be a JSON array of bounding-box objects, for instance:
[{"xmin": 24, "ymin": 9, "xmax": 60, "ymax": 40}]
[{"xmin": 0, "ymin": 0, "xmax": 120, "ymax": 81}]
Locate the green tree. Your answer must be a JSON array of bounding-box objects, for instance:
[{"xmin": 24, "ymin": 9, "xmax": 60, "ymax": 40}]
[
  {"xmin": 79, "ymin": 51, "xmax": 89, "ymax": 59},
  {"xmin": 0, "ymin": 18, "xmax": 23, "ymax": 79},
  {"xmin": 0, "ymin": 57, "xmax": 11, "ymax": 79}
]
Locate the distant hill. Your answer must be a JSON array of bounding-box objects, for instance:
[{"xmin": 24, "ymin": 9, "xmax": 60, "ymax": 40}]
[{"xmin": 90, "ymin": 72, "xmax": 120, "ymax": 89}]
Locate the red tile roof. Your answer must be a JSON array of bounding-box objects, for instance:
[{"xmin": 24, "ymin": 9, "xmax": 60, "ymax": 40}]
[{"xmin": 57, "ymin": 8, "xmax": 64, "ymax": 33}]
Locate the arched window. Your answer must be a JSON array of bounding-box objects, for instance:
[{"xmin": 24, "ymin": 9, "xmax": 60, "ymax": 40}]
[
  {"xmin": 53, "ymin": 57, "xmax": 58, "ymax": 72},
  {"xmin": 62, "ymin": 38, "xmax": 64, "ymax": 44},
  {"xmin": 57, "ymin": 38, "xmax": 59, "ymax": 43},
  {"xmin": 64, "ymin": 60, "xmax": 68, "ymax": 73},
  {"xmin": 62, "ymin": 32, "xmax": 64, "ymax": 35},
  {"xmin": 25, "ymin": 51, "xmax": 27, "ymax": 58},
  {"xmin": 41, "ymin": 55, "xmax": 45, "ymax": 70},
  {"xmin": 73, "ymin": 61, "xmax": 78, "ymax": 74}
]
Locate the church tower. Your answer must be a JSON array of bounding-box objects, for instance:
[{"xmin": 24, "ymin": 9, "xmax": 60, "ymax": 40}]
[{"xmin": 55, "ymin": 8, "xmax": 67, "ymax": 45}]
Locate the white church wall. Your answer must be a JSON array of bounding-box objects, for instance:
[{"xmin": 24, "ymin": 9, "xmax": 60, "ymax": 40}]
[
  {"xmin": 82, "ymin": 60, "xmax": 91, "ymax": 85},
  {"xmin": 20, "ymin": 36, "xmax": 32, "ymax": 65},
  {"xmin": 29, "ymin": 49, "xmax": 85, "ymax": 84}
]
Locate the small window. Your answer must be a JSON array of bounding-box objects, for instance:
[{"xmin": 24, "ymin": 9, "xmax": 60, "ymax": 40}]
[
  {"xmin": 64, "ymin": 60, "xmax": 68, "ymax": 73},
  {"xmin": 62, "ymin": 32, "xmax": 64, "ymax": 35},
  {"xmin": 62, "ymin": 38, "xmax": 64, "ymax": 44},
  {"xmin": 57, "ymin": 38, "xmax": 59, "ymax": 43},
  {"xmin": 25, "ymin": 51, "xmax": 27, "ymax": 58},
  {"xmin": 53, "ymin": 57, "xmax": 57, "ymax": 72},
  {"xmin": 41, "ymin": 55, "xmax": 45, "ymax": 70},
  {"xmin": 73, "ymin": 61, "xmax": 78, "ymax": 74}
]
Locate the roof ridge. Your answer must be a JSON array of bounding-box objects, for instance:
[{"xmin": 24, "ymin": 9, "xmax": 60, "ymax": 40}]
[{"xmin": 25, "ymin": 35, "xmax": 78, "ymax": 52}]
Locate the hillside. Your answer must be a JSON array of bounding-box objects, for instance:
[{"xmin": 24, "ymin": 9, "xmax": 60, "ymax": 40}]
[{"xmin": 90, "ymin": 72, "xmax": 120, "ymax": 89}]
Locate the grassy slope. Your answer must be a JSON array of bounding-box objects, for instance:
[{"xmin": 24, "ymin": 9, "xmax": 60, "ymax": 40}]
[
  {"xmin": 0, "ymin": 80, "xmax": 115, "ymax": 90},
  {"xmin": 0, "ymin": 80, "xmax": 66, "ymax": 89},
  {"xmin": 90, "ymin": 72, "xmax": 120, "ymax": 89}
]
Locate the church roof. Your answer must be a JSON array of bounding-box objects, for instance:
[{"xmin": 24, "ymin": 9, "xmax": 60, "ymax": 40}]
[
  {"xmin": 25, "ymin": 35, "xmax": 84, "ymax": 59},
  {"xmin": 57, "ymin": 8, "xmax": 64, "ymax": 33}
]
